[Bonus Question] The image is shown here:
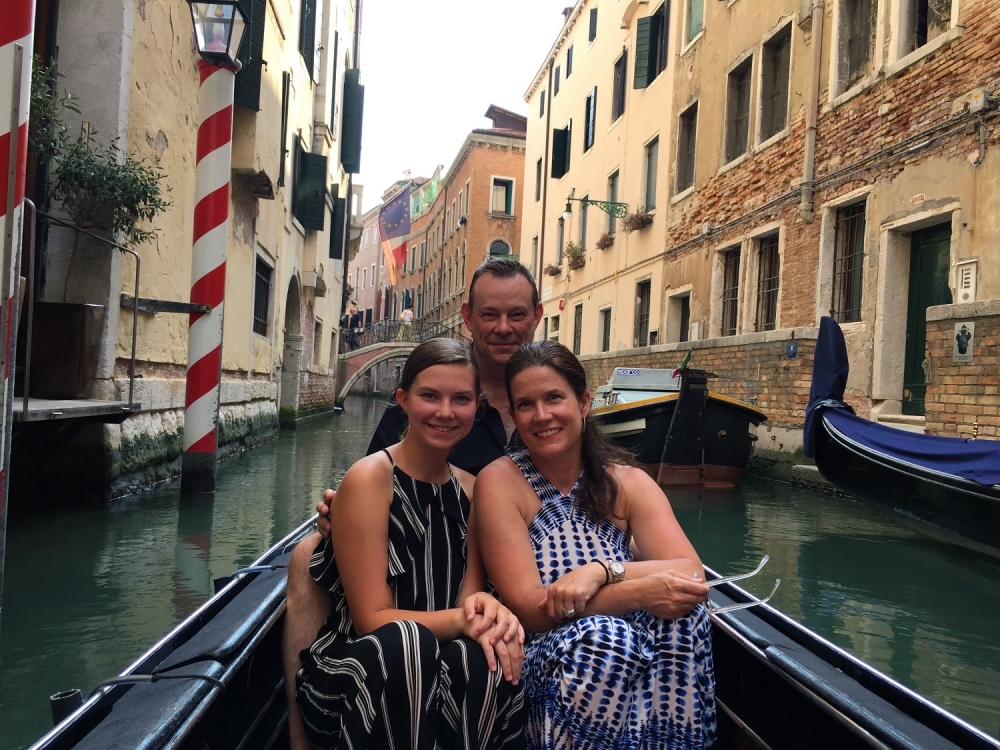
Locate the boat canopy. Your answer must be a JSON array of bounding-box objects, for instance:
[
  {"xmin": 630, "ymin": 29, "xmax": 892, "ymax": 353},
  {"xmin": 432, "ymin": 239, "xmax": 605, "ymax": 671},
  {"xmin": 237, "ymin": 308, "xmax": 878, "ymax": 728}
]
[{"xmin": 825, "ymin": 408, "xmax": 1000, "ymax": 487}]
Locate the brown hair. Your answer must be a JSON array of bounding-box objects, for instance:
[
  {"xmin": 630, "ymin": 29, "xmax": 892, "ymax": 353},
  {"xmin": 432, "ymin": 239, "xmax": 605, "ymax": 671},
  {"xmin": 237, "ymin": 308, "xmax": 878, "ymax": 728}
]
[
  {"xmin": 399, "ymin": 338, "xmax": 480, "ymax": 396},
  {"xmin": 505, "ymin": 340, "xmax": 633, "ymax": 520},
  {"xmin": 467, "ymin": 258, "xmax": 539, "ymax": 311}
]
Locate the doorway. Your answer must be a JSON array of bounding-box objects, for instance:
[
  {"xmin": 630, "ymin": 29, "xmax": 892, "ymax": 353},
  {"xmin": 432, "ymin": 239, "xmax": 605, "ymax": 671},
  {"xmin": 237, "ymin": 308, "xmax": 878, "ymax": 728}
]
[{"xmin": 902, "ymin": 224, "xmax": 951, "ymax": 415}]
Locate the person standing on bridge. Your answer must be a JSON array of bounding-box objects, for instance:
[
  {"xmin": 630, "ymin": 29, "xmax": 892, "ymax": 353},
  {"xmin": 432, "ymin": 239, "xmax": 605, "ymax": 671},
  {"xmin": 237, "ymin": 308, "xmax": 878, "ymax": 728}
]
[
  {"xmin": 283, "ymin": 258, "xmax": 543, "ymax": 750},
  {"xmin": 397, "ymin": 304, "xmax": 414, "ymax": 341}
]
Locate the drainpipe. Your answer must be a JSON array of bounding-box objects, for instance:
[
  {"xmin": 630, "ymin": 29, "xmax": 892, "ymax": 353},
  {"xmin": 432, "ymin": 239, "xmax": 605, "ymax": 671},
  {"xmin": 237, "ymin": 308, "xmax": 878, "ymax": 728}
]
[
  {"xmin": 799, "ymin": 0, "xmax": 825, "ymax": 224},
  {"xmin": 538, "ymin": 61, "xmax": 554, "ymax": 282}
]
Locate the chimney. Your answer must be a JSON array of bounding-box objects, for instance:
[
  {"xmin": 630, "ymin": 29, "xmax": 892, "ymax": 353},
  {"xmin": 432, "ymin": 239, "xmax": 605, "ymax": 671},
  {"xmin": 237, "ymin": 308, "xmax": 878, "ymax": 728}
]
[{"xmin": 562, "ymin": 7, "xmax": 573, "ymax": 20}]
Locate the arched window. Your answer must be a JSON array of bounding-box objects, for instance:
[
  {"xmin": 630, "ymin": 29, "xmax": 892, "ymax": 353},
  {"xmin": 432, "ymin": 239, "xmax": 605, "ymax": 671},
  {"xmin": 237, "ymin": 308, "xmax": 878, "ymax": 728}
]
[{"xmin": 489, "ymin": 239, "xmax": 511, "ymax": 256}]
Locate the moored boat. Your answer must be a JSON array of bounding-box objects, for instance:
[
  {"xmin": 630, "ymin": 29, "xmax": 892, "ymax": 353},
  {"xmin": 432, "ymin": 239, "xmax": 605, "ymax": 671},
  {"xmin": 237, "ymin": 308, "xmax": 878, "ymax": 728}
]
[
  {"xmin": 804, "ymin": 317, "xmax": 1000, "ymax": 558},
  {"xmin": 591, "ymin": 366, "xmax": 767, "ymax": 488}
]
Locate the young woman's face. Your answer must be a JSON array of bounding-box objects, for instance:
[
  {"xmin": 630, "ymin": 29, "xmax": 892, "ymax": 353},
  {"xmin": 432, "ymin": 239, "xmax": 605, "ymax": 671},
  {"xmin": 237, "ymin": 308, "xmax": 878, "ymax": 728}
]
[
  {"xmin": 509, "ymin": 365, "xmax": 591, "ymax": 460},
  {"xmin": 396, "ymin": 364, "xmax": 479, "ymax": 452}
]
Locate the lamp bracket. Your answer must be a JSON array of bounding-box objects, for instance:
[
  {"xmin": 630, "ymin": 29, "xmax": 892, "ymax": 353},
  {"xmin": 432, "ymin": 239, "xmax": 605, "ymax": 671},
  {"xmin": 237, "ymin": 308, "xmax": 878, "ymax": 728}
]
[{"xmin": 568, "ymin": 196, "xmax": 629, "ymax": 218}]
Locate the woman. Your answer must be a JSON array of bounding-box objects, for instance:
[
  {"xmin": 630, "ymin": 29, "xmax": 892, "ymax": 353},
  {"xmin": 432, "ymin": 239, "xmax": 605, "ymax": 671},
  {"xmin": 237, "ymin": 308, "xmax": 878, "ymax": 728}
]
[
  {"xmin": 475, "ymin": 341, "xmax": 716, "ymax": 749},
  {"xmin": 297, "ymin": 338, "xmax": 526, "ymax": 750}
]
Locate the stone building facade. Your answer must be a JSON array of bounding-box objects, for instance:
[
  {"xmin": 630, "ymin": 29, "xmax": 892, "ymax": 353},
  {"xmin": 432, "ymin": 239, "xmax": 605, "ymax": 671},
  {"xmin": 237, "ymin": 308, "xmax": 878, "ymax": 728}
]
[
  {"xmin": 523, "ymin": 0, "xmax": 1000, "ymax": 451},
  {"xmin": 16, "ymin": 0, "xmax": 364, "ymax": 500}
]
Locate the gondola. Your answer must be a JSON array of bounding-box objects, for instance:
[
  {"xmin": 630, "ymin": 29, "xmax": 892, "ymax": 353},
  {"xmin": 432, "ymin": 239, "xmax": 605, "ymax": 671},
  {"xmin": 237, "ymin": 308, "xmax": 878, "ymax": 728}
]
[
  {"xmin": 29, "ymin": 516, "xmax": 1000, "ymax": 750},
  {"xmin": 591, "ymin": 366, "xmax": 767, "ymax": 488},
  {"xmin": 804, "ymin": 317, "xmax": 1000, "ymax": 558}
]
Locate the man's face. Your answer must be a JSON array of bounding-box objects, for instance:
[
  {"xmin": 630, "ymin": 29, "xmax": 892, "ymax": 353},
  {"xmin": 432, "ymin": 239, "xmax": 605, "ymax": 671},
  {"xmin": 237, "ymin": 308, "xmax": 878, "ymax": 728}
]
[{"xmin": 461, "ymin": 274, "xmax": 543, "ymax": 371}]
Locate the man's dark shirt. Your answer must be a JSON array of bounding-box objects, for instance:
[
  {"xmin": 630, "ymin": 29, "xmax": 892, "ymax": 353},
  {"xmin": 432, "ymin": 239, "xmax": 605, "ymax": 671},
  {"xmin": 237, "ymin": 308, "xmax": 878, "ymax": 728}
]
[{"xmin": 366, "ymin": 400, "xmax": 516, "ymax": 474}]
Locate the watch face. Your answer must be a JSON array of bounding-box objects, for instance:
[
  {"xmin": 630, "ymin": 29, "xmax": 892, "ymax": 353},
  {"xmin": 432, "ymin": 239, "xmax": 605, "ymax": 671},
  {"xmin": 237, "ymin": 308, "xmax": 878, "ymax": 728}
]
[{"xmin": 610, "ymin": 561, "xmax": 626, "ymax": 578}]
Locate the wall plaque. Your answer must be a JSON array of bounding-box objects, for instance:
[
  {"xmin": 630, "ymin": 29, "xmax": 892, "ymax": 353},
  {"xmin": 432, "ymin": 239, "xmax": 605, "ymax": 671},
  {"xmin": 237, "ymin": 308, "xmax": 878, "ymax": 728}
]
[{"xmin": 953, "ymin": 321, "xmax": 975, "ymax": 363}]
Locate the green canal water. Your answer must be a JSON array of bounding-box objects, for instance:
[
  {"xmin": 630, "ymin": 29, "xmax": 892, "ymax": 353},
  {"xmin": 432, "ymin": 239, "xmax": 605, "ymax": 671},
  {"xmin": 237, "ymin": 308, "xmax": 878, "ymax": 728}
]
[{"xmin": 1, "ymin": 396, "xmax": 998, "ymax": 748}]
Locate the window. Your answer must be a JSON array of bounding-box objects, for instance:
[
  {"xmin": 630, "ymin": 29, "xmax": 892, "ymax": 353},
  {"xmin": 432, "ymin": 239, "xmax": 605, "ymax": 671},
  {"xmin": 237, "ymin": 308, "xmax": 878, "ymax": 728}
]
[
  {"xmin": 832, "ymin": 202, "xmax": 866, "ymax": 322},
  {"xmin": 313, "ymin": 319, "xmax": 322, "ymax": 365},
  {"xmin": 634, "ymin": 280, "xmax": 652, "ymax": 347},
  {"xmin": 755, "ymin": 234, "xmax": 780, "ymax": 331},
  {"xmin": 417, "ymin": 284, "xmax": 423, "ymax": 318},
  {"xmin": 566, "ymin": 46, "xmax": 574, "ymax": 77},
  {"xmin": 410, "ymin": 245, "xmax": 416, "ymax": 272},
  {"xmin": 557, "ymin": 217, "xmax": 565, "ymax": 263},
  {"xmin": 278, "ymin": 72, "xmax": 291, "ymax": 186},
  {"xmin": 721, "ymin": 248, "xmax": 740, "ymax": 336},
  {"xmin": 551, "ymin": 120, "xmax": 572, "ymax": 178},
  {"xmin": 761, "ymin": 25, "xmax": 791, "ymax": 141},
  {"xmin": 841, "ymin": 0, "xmax": 876, "ymax": 90},
  {"xmin": 299, "ymin": 0, "xmax": 318, "ymax": 79},
  {"xmin": 589, "ymin": 8, "xmax": 598, "ymax": 41},
  {"xmin": 726, "ymin": 58, "xmax": 753, "ymax": 162},
  {"xmin": 584, "ymin": 88, "xmax": 597, "ymax": 151},
  {"xmin": 458, "ymin": 190, "xmax": 464, "ymax": 218},
  {"xmin": 531, "ymin": 235, "xmax": 539, "ymax": 271},
  {"xmin": 676, "ymin": 103, "xmax": 698, "ymax": 192},
  {"xmin": 555, "ymin": 65, "xmax": 561, "ymax": 95},
  {"xmin": 612, "ymin": 52, "xmax": 627, "ymax": 121},
  {"xmin": 420, "ymin": 241, "xmax": 426, "ymax": 266},
  {"xmin": 465, "ymin": 180, "xmax": 470, "ymax": 214},
  {"xmin": 489, "ymin": 240, "xmax": 511, "ymax": 256},
  {"xmin": 362, "ymin": 267, "xmax": 367, "ymax": 290},
  {"xmin": 573, "ymin": 304, "xmax": 584, "ymax": 355},
  {"xmin": 539, "ymin": 91, "xmax": 546, "ymax": 117},
  {"xmin": 686, "ymin": 0, "xmax": 704, "ymax": 43},
  {"xmin": 643, "ymin": 138, "xmax": 659, "ymax": 211},
  {"xmin": 253, "ymin": 255, "xmax": 272, "ymax": 336},
  {"xmin": 579, "ymin": 197, "xmax": 589, "ymax": 250},
  {"xmin": 607, "ymin": 171, "xmax": 619, "ymax": 234},
  {"xmin": 903, "ymin": 0, "xmax": 951, "ymax": 54},
  {"xmin": 634, "ymin": 3, "xmax": 669, "ymax": 88},
  {"xmin": 535, "ymin": 158, "xmax": 543, "ymax": 201},
  {"xmin": 549, "ymin": 314, "xmax": 560, "ymax": 342},
  {"xmin": 599, "ymin": 308, "xmax": 612, "ymax": 352},
  {"xmin": 491, "ymin": 179, "xmax": 514, "ymax": 214},
  {"xmin": 371, "ymin": 264, "xmax": 375, "ymax": 289}
]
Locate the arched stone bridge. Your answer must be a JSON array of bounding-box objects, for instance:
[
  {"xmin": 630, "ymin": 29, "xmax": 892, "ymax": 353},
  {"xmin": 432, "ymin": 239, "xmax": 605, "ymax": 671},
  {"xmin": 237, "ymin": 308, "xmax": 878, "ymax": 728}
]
[{"xmin": 335, "ymin": 320, "xmax": 469, "ymax": 406}]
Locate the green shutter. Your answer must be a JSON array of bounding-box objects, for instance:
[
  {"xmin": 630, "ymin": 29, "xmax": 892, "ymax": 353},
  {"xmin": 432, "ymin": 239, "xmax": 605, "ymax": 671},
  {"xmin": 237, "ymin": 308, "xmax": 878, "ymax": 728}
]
[
  {"xmin": 299, "ymin": 0, "xmax": 316, "ymax": 79},
  {"xmin": 329, "ymin": 184, "xmax": 347, "ymax": 259},
  {"xmin": 587, "ymin": 87, "xmax": 596, "ymax": 149},
  {"xmin": 634, "ymin": 16, "xmax": 652, "ymax": 89},
  {"xmin": 278, "ymin": 72, "xmax": 290, "ymax": 186},
  {"xmin": 235, "ymin": 0, "xmax": 266, "ymax": 110},
  {"xmin": 341, "ymin": 69, "xmax": 364, "ymax": 174},
  {"xmin": 329, "ymin": 32, "xmax": 340, "ymax": 126},
  {"xmin": 293, "ymin": 148, "xmax": 328, "ymax": 230},
  {"xmin": 589, "ymin": 8, "xmax": 598, "ymax": 41},
  {"xmin": 551, "ymin": 127, "xmax": 568, "ymax": 178}
]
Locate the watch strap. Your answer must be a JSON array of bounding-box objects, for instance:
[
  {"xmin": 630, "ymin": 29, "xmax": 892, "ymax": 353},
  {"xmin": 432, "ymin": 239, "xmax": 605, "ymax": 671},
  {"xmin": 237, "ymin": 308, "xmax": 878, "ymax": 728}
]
[{"xmin": 595, "ymin": 559, "xmax": 612, "ymax": 585}]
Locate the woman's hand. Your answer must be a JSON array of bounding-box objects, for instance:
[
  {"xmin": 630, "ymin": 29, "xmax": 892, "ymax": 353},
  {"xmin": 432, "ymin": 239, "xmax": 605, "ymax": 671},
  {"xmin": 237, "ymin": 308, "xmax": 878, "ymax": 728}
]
[
  {"xmin": 458, "ymin": 593, "xmax": 525, "ymax": 682},
  {"xmin": 477, "ymin": 620, "xmax": 525, "ymax": 684},
  {"xmin": 538, "ymin": 562, "xmax": 607, "ymax": 622},
  {"xmin": 640, "ymin": 570, "xmax": 709, "ymax": 620}
]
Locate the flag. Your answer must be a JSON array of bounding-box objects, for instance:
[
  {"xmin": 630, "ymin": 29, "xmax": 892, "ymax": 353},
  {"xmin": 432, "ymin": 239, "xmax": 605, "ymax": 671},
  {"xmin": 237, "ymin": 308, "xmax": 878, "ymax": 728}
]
[
  {"xmin": 410, "ymin": 165, "xmax": 442, "ymax": 220},
  {"xmin": 379, "ymin": 186, "xmax": 411, "ymax": 285}
]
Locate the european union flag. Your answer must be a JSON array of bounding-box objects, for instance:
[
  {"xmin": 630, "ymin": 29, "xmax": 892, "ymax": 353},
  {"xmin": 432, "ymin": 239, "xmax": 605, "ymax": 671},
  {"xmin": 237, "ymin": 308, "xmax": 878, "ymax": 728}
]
[{"xmin": 378, "ymin": 186, "xmax": 411, "ymax": 285}]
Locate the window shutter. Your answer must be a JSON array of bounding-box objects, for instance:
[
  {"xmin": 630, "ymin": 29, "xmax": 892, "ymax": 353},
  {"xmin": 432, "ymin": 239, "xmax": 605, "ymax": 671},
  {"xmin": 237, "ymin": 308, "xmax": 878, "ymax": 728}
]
[
  {"xmin": 293, "ymin": 148, "xmax": 328, "ymax": 230},
  {"xmin": 587, "ymin": 87, "xmax": 597, "ymax": 149},
  {"xmin": 634, "ymin": 16, "xmax": 652, "ymax": 89},
  {"xmin": 299, "ymin": 0, "xmax": 317, "ymax": 79},
  {"xmin": 589, "ymin": 8, "xmax": 598, "ymax": 41},
  {"xmin": 278, "ymin": 72, "xmax": 291, "ymax": 187},
  {"xmin": 551, "ymin": 127, "xmax": 569, "ymax": 178},
  {"xmin": 235, "ymin": 0, "xmax": 266, "ymax": 110},
  {"xmin": 329, "ymin": 184, "xmax": 347, "ymax": 259},
  {"xmin": 329, "ymin": 32, "xmax": 340, "ymax": 129},
  {"xmin": 340, "ymin": 69, "xmax": 364, "ymax": 173}
]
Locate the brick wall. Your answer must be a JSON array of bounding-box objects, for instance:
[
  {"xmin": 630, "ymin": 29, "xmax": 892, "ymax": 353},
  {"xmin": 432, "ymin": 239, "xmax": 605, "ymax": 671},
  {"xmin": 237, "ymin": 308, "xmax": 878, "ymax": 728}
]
[
  {"xmin": 579, "ymin": 328, "xmax": 821, "ymax": 430},
  {"xmin": 925, "ymin": 302, "xmax": 1000, "ymax": 438},
  {"xmin": 297, "ymin": 370, "xmax": 337, "ymax": 415}
]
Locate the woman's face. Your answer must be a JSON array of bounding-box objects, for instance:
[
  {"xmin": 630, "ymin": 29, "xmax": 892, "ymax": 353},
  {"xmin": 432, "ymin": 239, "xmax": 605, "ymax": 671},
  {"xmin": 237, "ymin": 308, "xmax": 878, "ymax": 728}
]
[
  {"xmin": 509, "ymin": 365, "xmax": 591, "ymax": 460},
  {"xmin": 396, "ymin": 364, "xmax": 479, "ymax": 452}
]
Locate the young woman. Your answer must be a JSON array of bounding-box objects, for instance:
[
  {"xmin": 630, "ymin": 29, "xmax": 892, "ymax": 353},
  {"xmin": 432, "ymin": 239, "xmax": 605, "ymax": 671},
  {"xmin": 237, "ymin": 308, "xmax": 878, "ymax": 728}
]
[
  {"xmin": 475, "ymin": 340, "xmax": 716, "ymax": 749},
  {"xmin": 296, "ymin": 338, "xmax": 526, "ymax": 750}
]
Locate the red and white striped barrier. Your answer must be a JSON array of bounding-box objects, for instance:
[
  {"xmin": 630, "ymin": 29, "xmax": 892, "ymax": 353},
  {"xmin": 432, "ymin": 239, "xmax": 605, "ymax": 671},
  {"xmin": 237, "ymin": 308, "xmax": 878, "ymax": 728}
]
[
  {"xmin": 182, "ymin": 61, "xmax": 236, "ymax": 493},
  {"xmin": 0, "ymin": 0, "xmax": 34, "ymax": 591}
]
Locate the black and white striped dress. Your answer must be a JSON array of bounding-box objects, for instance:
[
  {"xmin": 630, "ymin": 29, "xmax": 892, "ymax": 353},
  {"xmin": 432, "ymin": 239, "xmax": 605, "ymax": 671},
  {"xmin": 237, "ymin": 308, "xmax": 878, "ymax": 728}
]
[{"xmin": 297, "ymin": 451, "xmax": 526, "ymax": 749}]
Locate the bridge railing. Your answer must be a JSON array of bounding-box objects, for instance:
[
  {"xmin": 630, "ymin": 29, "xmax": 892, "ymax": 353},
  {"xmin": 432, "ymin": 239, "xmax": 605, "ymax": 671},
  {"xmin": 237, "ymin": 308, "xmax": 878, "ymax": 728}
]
[{"xmin": 339, "ymin": 319, "xmax": 470, "ymax": 354}]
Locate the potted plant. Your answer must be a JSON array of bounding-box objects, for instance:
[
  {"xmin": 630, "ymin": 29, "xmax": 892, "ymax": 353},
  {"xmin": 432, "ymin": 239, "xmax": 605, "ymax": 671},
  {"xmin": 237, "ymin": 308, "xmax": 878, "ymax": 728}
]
[
  {"xmin": 595, "ymin": 232, "xmax": 615, "ymax": 250},
  {"xmin": 622, "ymin": 208, "xmax": 654, "ymax": 233},
  {"xmin": 564, "ymin": 240, "xmax": 586, "ymax": 270},
  {"xmin": 544, "ymin": 263, "xmax": 562, "ymax": 277}
]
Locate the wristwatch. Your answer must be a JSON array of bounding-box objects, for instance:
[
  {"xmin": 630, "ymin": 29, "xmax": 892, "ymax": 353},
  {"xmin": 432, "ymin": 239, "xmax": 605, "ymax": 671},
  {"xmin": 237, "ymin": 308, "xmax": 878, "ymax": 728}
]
[{"xmin": 607, "ymin": 560, "xmax": 626, "ymax": 584}]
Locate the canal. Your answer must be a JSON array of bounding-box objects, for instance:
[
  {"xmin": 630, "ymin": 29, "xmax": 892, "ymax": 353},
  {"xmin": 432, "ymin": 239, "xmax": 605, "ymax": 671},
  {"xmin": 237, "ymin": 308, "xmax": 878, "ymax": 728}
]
[{"xmin": 1, "ymin": 396, "xmax": 998, "ymax": 748}]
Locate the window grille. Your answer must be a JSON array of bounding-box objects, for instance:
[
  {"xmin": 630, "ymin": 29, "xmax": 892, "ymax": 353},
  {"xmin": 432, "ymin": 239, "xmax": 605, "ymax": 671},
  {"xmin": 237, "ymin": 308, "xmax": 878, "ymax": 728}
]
[
  {"xmin": 634, "ymin": 280, "xmax": 651, "ymax": 347},
  {"xmin": 612, "ymin": 52, "xmax": 628, "ymax": 121},
  {"xmin": 832, "ymin": 202, "xmax": 866, "ymax": 323},
  {"xmin": 721, "ymin": 248, "xmax": 740, "ymax": 336},
  {"xmin": 761, "ymin": 27, "xmax": 790, "ymax": 141},
  {"xmin": 755, "ymin": 235, "xmax": 780, "ymax": 332},
  {"xmin": 573, "ymin": 304, "xmax": 583, "ymax": 355},
  {"xmin": 599, "ymin": 308, "xmax": 612, "ymax": 352},
  {"xmin": 253, "ymin": 256, "xmax": 272, "ymax": 336},
  {"xmin": 726, "ymin": 60, "xmax": 752, "ymax": 162}
]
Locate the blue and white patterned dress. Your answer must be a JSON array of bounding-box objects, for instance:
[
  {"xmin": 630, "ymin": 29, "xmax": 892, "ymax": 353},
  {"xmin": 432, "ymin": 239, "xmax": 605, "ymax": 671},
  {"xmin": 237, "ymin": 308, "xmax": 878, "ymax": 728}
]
[{"xmin": 509, "ymin": 447, "xmax": 717, "ymax": 749}]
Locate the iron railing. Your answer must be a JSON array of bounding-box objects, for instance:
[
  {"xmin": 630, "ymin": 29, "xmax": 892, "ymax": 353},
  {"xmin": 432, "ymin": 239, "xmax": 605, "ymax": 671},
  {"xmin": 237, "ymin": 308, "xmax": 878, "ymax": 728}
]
[{"xmin": 339, "ymin": 319, "xmax": 470, "ymax": 354}]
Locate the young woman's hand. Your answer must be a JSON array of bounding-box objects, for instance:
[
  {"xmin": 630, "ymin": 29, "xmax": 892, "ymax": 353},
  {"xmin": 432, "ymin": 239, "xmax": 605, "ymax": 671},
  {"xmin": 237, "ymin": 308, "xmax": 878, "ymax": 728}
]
[
  {"xmin": 477, "ymin": 621, "xmax": 525, "ymax": 684},
  {"xmin": 459, "ymin": 592, "xmax": 519, "ymax": 641},
  {"xmin": 640, "ymin": 570, "xmax": 709, "ymax": 620},
  {"xmin": 538, "ymin": 562, "xmax": 607, "ymax": 621}
]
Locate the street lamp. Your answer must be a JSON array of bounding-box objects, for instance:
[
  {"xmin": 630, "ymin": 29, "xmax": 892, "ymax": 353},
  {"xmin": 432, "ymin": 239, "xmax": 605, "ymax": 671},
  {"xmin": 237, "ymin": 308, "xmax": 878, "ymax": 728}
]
[
  {"xmin": 181, "ymin": 1, "xmax": 246, "ymax": 493},
  {"xmin": 564, "ymin": 191, "xmax": 629, "ymax": 219},
  {"xmin": 187, "ymin": 1, "xmax": 247, "ymax": 66}
]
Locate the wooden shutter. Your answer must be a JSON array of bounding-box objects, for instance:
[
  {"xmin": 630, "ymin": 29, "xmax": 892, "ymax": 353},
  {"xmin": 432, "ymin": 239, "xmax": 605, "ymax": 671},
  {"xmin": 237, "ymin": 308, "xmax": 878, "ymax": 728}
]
[
  {"xmin": 235, "ymin": 0, "xmax": 266, "ymax": 110},
  {"xmin": 634, "ymin": 16, "xmax": 652, "ymax": 89},
  {"xmin": 589, "ymin": 8, "xmax": 598, "ymax": 41},
  {"xmin": 278, "ymin": 72, "xmax": 291, "ymax": 186},
  {"xmin": 586, "ymin": 87, "xmax": 597, "ymax": 149},
  {"xmin": 299, "ymin": 0, "xmax": 317, "ymax": 79},
  {"xmin": 293, "ymin": 148, "xmax": 328, "ymax": 230},
  {"xmin": 340, "ymin": 69, "xmax": 364, "ymax": 174},
  {"xmin": 329, "ymin": 184, "xmax": 347, "ymax": 259},
  {"xmin": 329, "ymin": 32, "xmax": 340, "ymax": 129},
  {"xmin": 551, "ymin": 127, "xmax": 569, "ymax": 178}
]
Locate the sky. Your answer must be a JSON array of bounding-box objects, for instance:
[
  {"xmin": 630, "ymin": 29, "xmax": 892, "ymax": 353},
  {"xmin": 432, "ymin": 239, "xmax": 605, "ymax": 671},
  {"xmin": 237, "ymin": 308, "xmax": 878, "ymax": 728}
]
[{"xmin": 354, "ymin": 0, "xmax": 571, "ymax": 212}]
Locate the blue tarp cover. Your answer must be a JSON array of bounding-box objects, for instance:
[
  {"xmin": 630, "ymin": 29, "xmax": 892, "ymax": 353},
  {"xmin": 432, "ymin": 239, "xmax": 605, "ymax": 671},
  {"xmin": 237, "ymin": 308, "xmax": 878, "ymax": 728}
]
[{"xmin": 825, "ymin": 407, "xmax": 1000, "ymax": 487}]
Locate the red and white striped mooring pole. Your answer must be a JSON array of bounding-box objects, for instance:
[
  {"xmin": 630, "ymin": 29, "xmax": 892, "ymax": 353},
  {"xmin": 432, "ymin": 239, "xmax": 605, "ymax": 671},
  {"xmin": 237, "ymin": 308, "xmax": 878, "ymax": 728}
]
[
  {"xmin": 0, "ymin": 0, "xmax": 34, "ymax": 620},
  {"xmin": 181, "ymin": 60, "xmax": 237, "ymax": 494}
]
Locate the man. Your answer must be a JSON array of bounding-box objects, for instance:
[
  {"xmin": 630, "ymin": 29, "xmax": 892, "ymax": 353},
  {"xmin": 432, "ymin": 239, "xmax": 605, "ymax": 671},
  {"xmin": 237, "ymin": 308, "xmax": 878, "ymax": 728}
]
[
  {"xmin": 284, "ymin": 258, "xmax": 543, "ymax": 749},
  {"xmin": 347, "ymin": 304, "xmax": 363, "ymax": 350},
  {"xmin": 396, "ymin": 304, "xmax": 414, "ymax": 341}
]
